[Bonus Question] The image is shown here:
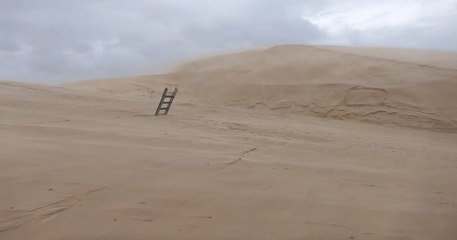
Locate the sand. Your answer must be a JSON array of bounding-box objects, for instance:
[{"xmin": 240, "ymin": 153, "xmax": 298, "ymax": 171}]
[{"xmin": 1, "ymin": 45, "xmax": 457, "ymax": 239}]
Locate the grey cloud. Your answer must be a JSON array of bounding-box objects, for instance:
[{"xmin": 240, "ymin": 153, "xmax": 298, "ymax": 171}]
[
  {"xmin": 326, "ymin": 15, "xmax": 457, "ymax": 51},
  {"xmin": 0, "ymin": 0, "xmax": 456, "ymax": 84}
]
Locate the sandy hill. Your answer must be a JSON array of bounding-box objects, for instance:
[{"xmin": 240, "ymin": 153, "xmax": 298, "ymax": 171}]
[
  {"xmin": 65, "ymin": 45, "xmax": 457, "ymax": 132},
  {"xmin": 2, "ymin": 45, "xmax": 457, "ymax": 240}
]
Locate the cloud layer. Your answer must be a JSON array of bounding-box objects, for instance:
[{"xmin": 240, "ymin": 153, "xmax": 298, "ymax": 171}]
[
  {"xmin": 0, "ymin": 0, "xmax": 456, "ymax": 83},
  {"xmin": 304, "ymin": 0, "xmax": 457, "ymax": 48}
]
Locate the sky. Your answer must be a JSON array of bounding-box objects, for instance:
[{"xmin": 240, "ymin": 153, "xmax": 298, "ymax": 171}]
[{"xmin": 1, "ymin": 0, "xmax": 456, "ymax": 84}]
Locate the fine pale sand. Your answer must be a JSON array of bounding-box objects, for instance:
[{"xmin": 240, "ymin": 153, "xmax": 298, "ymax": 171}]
[{"xmin": 1, "ymin": 45, "xmax": 457, "ymax": 239}]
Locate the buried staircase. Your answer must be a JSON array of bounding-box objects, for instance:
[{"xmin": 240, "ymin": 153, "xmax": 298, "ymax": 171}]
[{"xmin": 155, "ymin": 87, "xmax": 178, "ymax": 116}]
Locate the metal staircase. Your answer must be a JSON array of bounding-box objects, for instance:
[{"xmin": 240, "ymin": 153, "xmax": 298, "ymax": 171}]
[{"xmin": 155, "ymin": 87, "xmax": 178, "ymax": 116}]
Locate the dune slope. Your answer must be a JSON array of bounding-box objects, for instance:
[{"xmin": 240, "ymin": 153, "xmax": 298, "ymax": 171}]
[
  {"xmin": 65, "ymin": 45, "xmax": 457, "ymax": 132},
  {"xmin": 5, "ymin": 45, "xmax": 455, "ymax": 239},
  {"xmin": 1, "ymin": 79, "xmax": 457, "ymax": 240}
]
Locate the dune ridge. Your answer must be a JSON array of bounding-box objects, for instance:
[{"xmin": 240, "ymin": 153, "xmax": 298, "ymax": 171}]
[{"xmin": 65, "ymin": 45, "xmax": 457, "ymax": 132}]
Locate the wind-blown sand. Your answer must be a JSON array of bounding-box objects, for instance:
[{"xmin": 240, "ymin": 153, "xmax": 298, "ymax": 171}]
[{"xmin": 1, "ymin": 45, "xmax": 457, "ymax": 239}]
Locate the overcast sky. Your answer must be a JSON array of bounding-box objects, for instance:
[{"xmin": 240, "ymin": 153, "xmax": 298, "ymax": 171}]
[{"xmin": 1, "ymin": 0, "xmax": 456, "ymax": 84}]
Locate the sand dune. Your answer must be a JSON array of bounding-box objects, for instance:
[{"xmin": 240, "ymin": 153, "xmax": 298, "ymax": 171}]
[
  {"xmin": 320, "ymin": 45, "xmax": 457, "ymax": 70},
  {"xmin": 65, "ymin": 45, "xmax": 457, "ymax": 132},
  {"xmin": 2, "ymin": 45, "xmax": 457, "ymax": 239}
]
